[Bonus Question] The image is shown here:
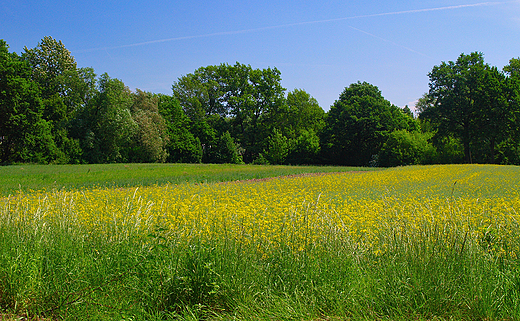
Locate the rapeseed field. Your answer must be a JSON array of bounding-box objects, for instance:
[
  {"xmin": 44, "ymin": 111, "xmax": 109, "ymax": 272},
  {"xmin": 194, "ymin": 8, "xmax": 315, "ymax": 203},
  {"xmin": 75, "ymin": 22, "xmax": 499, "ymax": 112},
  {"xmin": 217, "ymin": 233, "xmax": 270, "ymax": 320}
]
[{"xmin": 1, "ymin": 164, "xmax": 520, "ymax": 320}]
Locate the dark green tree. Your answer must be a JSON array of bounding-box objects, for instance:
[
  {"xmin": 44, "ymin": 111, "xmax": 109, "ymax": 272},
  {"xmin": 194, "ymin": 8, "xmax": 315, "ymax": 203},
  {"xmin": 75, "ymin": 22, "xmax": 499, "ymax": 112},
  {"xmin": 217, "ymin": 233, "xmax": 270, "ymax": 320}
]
[
  {"xmin": 0, "ymin": 40, "xmax": 57, "ymax": 163},
  {"xmin": 322, "ymin": 81, "xmax": 412, "ymax": 166},
  {"xmin": 208, "ymin": 131, "xmax": 244, "ymax": 164},
  {"xmin": 498, "ymin": 58, "xmax": 520, "ymax": 164},
  {"xmin": 415, "ymin": 94, "xmax": 464, "ymax": 164},
  {"xmin": 421, "ymin": 52, "xmax": 511, "ymax": 164}
]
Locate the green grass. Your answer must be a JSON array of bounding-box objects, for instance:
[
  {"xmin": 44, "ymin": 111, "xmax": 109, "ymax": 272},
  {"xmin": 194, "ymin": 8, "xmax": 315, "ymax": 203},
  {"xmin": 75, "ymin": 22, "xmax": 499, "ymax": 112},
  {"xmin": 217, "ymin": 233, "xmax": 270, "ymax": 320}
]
[
  {"xmin": 1, "ymin": 164, "xmax": 519, "ymax": 320},
  {"xmin": 2, "ymin": 205, "xmax": 519, "ymax": 320},
  {"xmin": 0, "ymin": 163, "xmax": 373, "ymax": 197}
]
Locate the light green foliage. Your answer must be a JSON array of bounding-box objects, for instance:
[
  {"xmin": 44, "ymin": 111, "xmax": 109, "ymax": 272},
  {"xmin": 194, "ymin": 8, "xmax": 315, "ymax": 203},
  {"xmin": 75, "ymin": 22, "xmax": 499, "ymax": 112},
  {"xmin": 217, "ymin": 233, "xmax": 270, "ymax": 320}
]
[
  {"xmin": 264, "ymin": 128, "xmax": 289, "ymax": 165},
  {"xmin": 157, "ymin": 94, "xmax": 203, "ymax": 163},
  {"xmin": 22, "ymin": 36, "xmax": 78, "ymax": 104},
  {"xmin": 82, "ymin": 73, "xmax": 137, "ymax": 163},
  {"xmin": 503, "ymin": 57, "xmax": 520, "ymax": 79},
  {"xmin": 276, "ymin": 89, "xmax": 325, "ymax": 164},
  {"xmin": 287, "ymin": 129, "xmax": 321, "ymax": 164},
  {"xmin": 378, "ymin": 129, "xmax": 436, "ymax": 167},
  {"xmin": 22, "ymin": 36, "xmax": 87, "ymax": 163},
  {"xmin": 129, "ymin": 89, "xmax": 168, "ymax": 163},
  {"xmin": 283, "ymin": 89, "xmax": 325, "ymax": 138}
]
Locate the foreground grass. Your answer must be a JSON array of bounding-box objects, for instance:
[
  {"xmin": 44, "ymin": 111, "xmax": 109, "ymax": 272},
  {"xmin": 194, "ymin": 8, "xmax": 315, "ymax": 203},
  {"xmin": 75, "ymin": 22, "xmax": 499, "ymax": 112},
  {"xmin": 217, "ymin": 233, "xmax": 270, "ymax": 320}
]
[
  {"xmin": 0, "ymin": 163, "xmax": 372, "ymax": 197},
  {"xmin": 1, "ymin": 164, "xmax": 520, "ymax": 320}
]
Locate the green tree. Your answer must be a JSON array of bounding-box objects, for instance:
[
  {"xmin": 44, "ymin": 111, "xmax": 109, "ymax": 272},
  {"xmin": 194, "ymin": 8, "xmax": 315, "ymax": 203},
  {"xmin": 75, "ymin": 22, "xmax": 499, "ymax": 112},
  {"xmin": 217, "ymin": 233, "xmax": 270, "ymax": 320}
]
[
  {"xmin": 225, "ymin": 63, "xmax": 286, "ymax": 162},
  {"xmin": 287, "ymin": 129, "xmax": 321, "ymax": 164},
  {"xmin": 172, "ymin": 63, "xmax": 286, "ymax": 163},
  {"xmin": 280, "ymin": 89, "xmax": 325, "ymax": 164},
  {"xmin": 473, "ymin": 66, "xmax": 509, "ymax": 163},
  {"xmin": 157, "ymin": 94, "xmax": 202, "ymax": 163},
  {"xmin": 264, "ymin": 128, "xmax": 289, "ymax": 165},
  {"xmin": 22, "ymin": 36, "xmax": 89, "ymax": 163},
  {"xmin": 80, "ymin": 73, "xmax": 137, "ymax": 163},
  {"xmin": 283, "ymin": 89, "xmax": 325, "ymax": 137},
  {"xmin": 0, "ymin": 40, "xmax": 57, "ymax": 163},
  {"xmin": 503, "ymin": 57, "xmax": 520, "ymax": 78},
  {"xmin": 208, "ymin": 131, "xmax": 244, "ymax": 164},
  {"xmin": 322, "ymin": 81, "xmax": 412, "ymax": 166},
  {"xmin": 172, "ymin": 65, "xmax": 228, "ymax": 119},
  {"xmin": 415, "ymin": 109, "xmax": 465, "ymax": 164},
  {"xmin": 128, "ymin": 89, "xmax": 168, "ymax": 163},
  {"xmin": 421, "ymin": 52, "xmax": 511, "ymax": 164},
  {"xmin": 499, "ymin": 57, "xmax": 520, "ymax": 164},
  {"xmin": 172, "ymin": 65, "xmax": 224, "ymax": 162},
  {"xmin": 414, "ymin": 93, "xmax": 432, "ymax": 115},
  {"xmin": 378, "ymin": 130, "xmax": 436, "ymax": 167}
]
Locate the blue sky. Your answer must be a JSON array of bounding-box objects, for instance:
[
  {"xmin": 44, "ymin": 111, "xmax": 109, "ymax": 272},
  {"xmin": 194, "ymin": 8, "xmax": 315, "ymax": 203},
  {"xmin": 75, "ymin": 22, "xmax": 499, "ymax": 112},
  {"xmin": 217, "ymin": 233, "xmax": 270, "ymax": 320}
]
[{"xmin": 2, "ymin": 0, "xmax": 520, "ymax": 110}]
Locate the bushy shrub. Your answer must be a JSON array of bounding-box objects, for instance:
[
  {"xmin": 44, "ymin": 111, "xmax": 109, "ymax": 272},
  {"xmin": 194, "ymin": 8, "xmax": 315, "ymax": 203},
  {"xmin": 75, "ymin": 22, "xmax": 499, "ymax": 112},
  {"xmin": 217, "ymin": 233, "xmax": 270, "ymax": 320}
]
[{"xmin": 378, "ymin": 130, "xmax": 436, "ymax": 167}]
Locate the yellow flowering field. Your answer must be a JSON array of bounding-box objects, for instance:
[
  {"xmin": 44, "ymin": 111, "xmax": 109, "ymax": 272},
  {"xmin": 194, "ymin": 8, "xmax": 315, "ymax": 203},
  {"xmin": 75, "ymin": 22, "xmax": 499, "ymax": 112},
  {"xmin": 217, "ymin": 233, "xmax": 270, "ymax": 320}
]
[
  {"xmin": 3, "ymin": 164, "xmax": 519, "ymax": 257},
  {"xmin": 2, "ymin": 164, "xmax": 520, "ymax": 319}
]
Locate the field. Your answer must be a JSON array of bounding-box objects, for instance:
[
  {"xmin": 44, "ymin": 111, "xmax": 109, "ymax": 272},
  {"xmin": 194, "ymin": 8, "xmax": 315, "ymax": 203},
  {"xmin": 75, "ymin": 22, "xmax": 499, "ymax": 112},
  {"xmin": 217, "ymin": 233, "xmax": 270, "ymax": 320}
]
[
  {"xmin": 0, "ymin": 163, "xmax": 368, "ymax": 197},
  {"xmin": 1, "ymin": 164, "xmax": 519, "ymax": 320}
]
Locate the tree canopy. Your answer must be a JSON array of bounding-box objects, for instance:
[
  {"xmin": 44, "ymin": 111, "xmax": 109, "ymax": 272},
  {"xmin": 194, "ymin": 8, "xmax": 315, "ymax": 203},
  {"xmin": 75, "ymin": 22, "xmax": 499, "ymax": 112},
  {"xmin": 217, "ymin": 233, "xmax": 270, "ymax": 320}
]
[
  {"xmin": 2, "ymin": 37, "xmax": 520, "ymax": 166},
  {"xmin": 420, "ymin": 52, "xmax": 518, "ymax": 164},
  {"xmin": 322, "ymin": 82, "xmax": 414, "ymax": 166}
]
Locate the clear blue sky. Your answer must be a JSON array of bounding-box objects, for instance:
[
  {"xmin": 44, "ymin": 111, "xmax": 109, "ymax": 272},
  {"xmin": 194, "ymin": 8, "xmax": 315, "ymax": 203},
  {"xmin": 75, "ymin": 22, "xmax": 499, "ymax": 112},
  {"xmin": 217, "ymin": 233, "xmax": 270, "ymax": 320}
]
[{"xmin": 2, "ymin": 0, "xmax": 520, "ymax": 110}]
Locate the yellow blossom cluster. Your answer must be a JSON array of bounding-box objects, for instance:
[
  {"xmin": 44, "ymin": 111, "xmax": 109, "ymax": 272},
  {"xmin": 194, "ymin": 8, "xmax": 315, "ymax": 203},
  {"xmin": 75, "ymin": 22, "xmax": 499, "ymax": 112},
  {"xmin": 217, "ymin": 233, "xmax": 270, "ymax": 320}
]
[{"xmin": 2, "ymin": 165, "xmax": 519, "ymax": 257}]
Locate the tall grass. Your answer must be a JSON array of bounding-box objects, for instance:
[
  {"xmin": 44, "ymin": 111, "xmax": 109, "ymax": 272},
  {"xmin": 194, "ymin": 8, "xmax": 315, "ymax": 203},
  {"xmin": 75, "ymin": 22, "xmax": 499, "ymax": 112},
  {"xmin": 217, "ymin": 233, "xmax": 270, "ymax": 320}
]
[{"xmin": 1, "ymin": 165, "xmax": 519, "ymax": 320}]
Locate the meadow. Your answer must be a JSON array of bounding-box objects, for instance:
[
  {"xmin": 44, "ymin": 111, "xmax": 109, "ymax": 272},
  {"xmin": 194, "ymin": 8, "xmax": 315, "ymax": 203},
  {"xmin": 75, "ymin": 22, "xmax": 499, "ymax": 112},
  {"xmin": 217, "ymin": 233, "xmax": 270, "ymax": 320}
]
[
  {"xmin": 0, "ymin": 163, "xmax": 367, "ymax": 197},
  {"xmin": 1, "ymin": 164, "xmax": 519, "ymax": 320}
]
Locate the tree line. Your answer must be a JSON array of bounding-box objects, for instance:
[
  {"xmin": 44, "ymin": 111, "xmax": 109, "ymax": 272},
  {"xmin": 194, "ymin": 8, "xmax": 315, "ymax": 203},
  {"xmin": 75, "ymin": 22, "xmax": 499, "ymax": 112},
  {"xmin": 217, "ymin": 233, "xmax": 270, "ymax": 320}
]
[{"xmin": 2, "ymin": 37, "xmax": 520, "ymax": 166}]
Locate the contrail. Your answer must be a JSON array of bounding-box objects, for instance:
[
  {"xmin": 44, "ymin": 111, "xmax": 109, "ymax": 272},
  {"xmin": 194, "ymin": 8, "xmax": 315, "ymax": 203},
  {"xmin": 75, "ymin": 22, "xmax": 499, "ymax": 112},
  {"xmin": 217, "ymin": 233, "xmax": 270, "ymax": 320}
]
[
  {"xmin": 73, "ymin": 1, "xmax": 508, "ymax": 53},
  {"xmin": 346, "ymin": 25, "xmax": 434, "ymax": 59}
]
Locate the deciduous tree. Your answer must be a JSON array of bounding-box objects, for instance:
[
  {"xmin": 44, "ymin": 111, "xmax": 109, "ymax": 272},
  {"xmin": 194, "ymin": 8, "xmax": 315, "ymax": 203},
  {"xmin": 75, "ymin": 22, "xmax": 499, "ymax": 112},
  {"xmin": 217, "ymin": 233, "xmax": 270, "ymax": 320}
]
[
  {"xmin": 172, "ymin": 63, "xmax": 286, "ymax": 163},
  {"xmin": 322, "ymin": 81, "xmax": 412, "ymax": 166},
  {"xmin": 23, "ymin": 36, "xmax": 89, "ymax": 162},
  {"xmin": 80, "ymin": 73, "xmax": 137, "ymax": 163},
  {"xmin": 0, "ymin": 40, "xmax": 57, "ymax": 163},
  {"xmin": 157, "ymin": 94, "xmax": 202, "ymax": 163},
  {"xmin": 421, "ymin": 52, "xmax": 511, "ymax": 163},
  {"xmin": 128, "ymin": 89, "xmax": 169, "ymax": 163}
]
